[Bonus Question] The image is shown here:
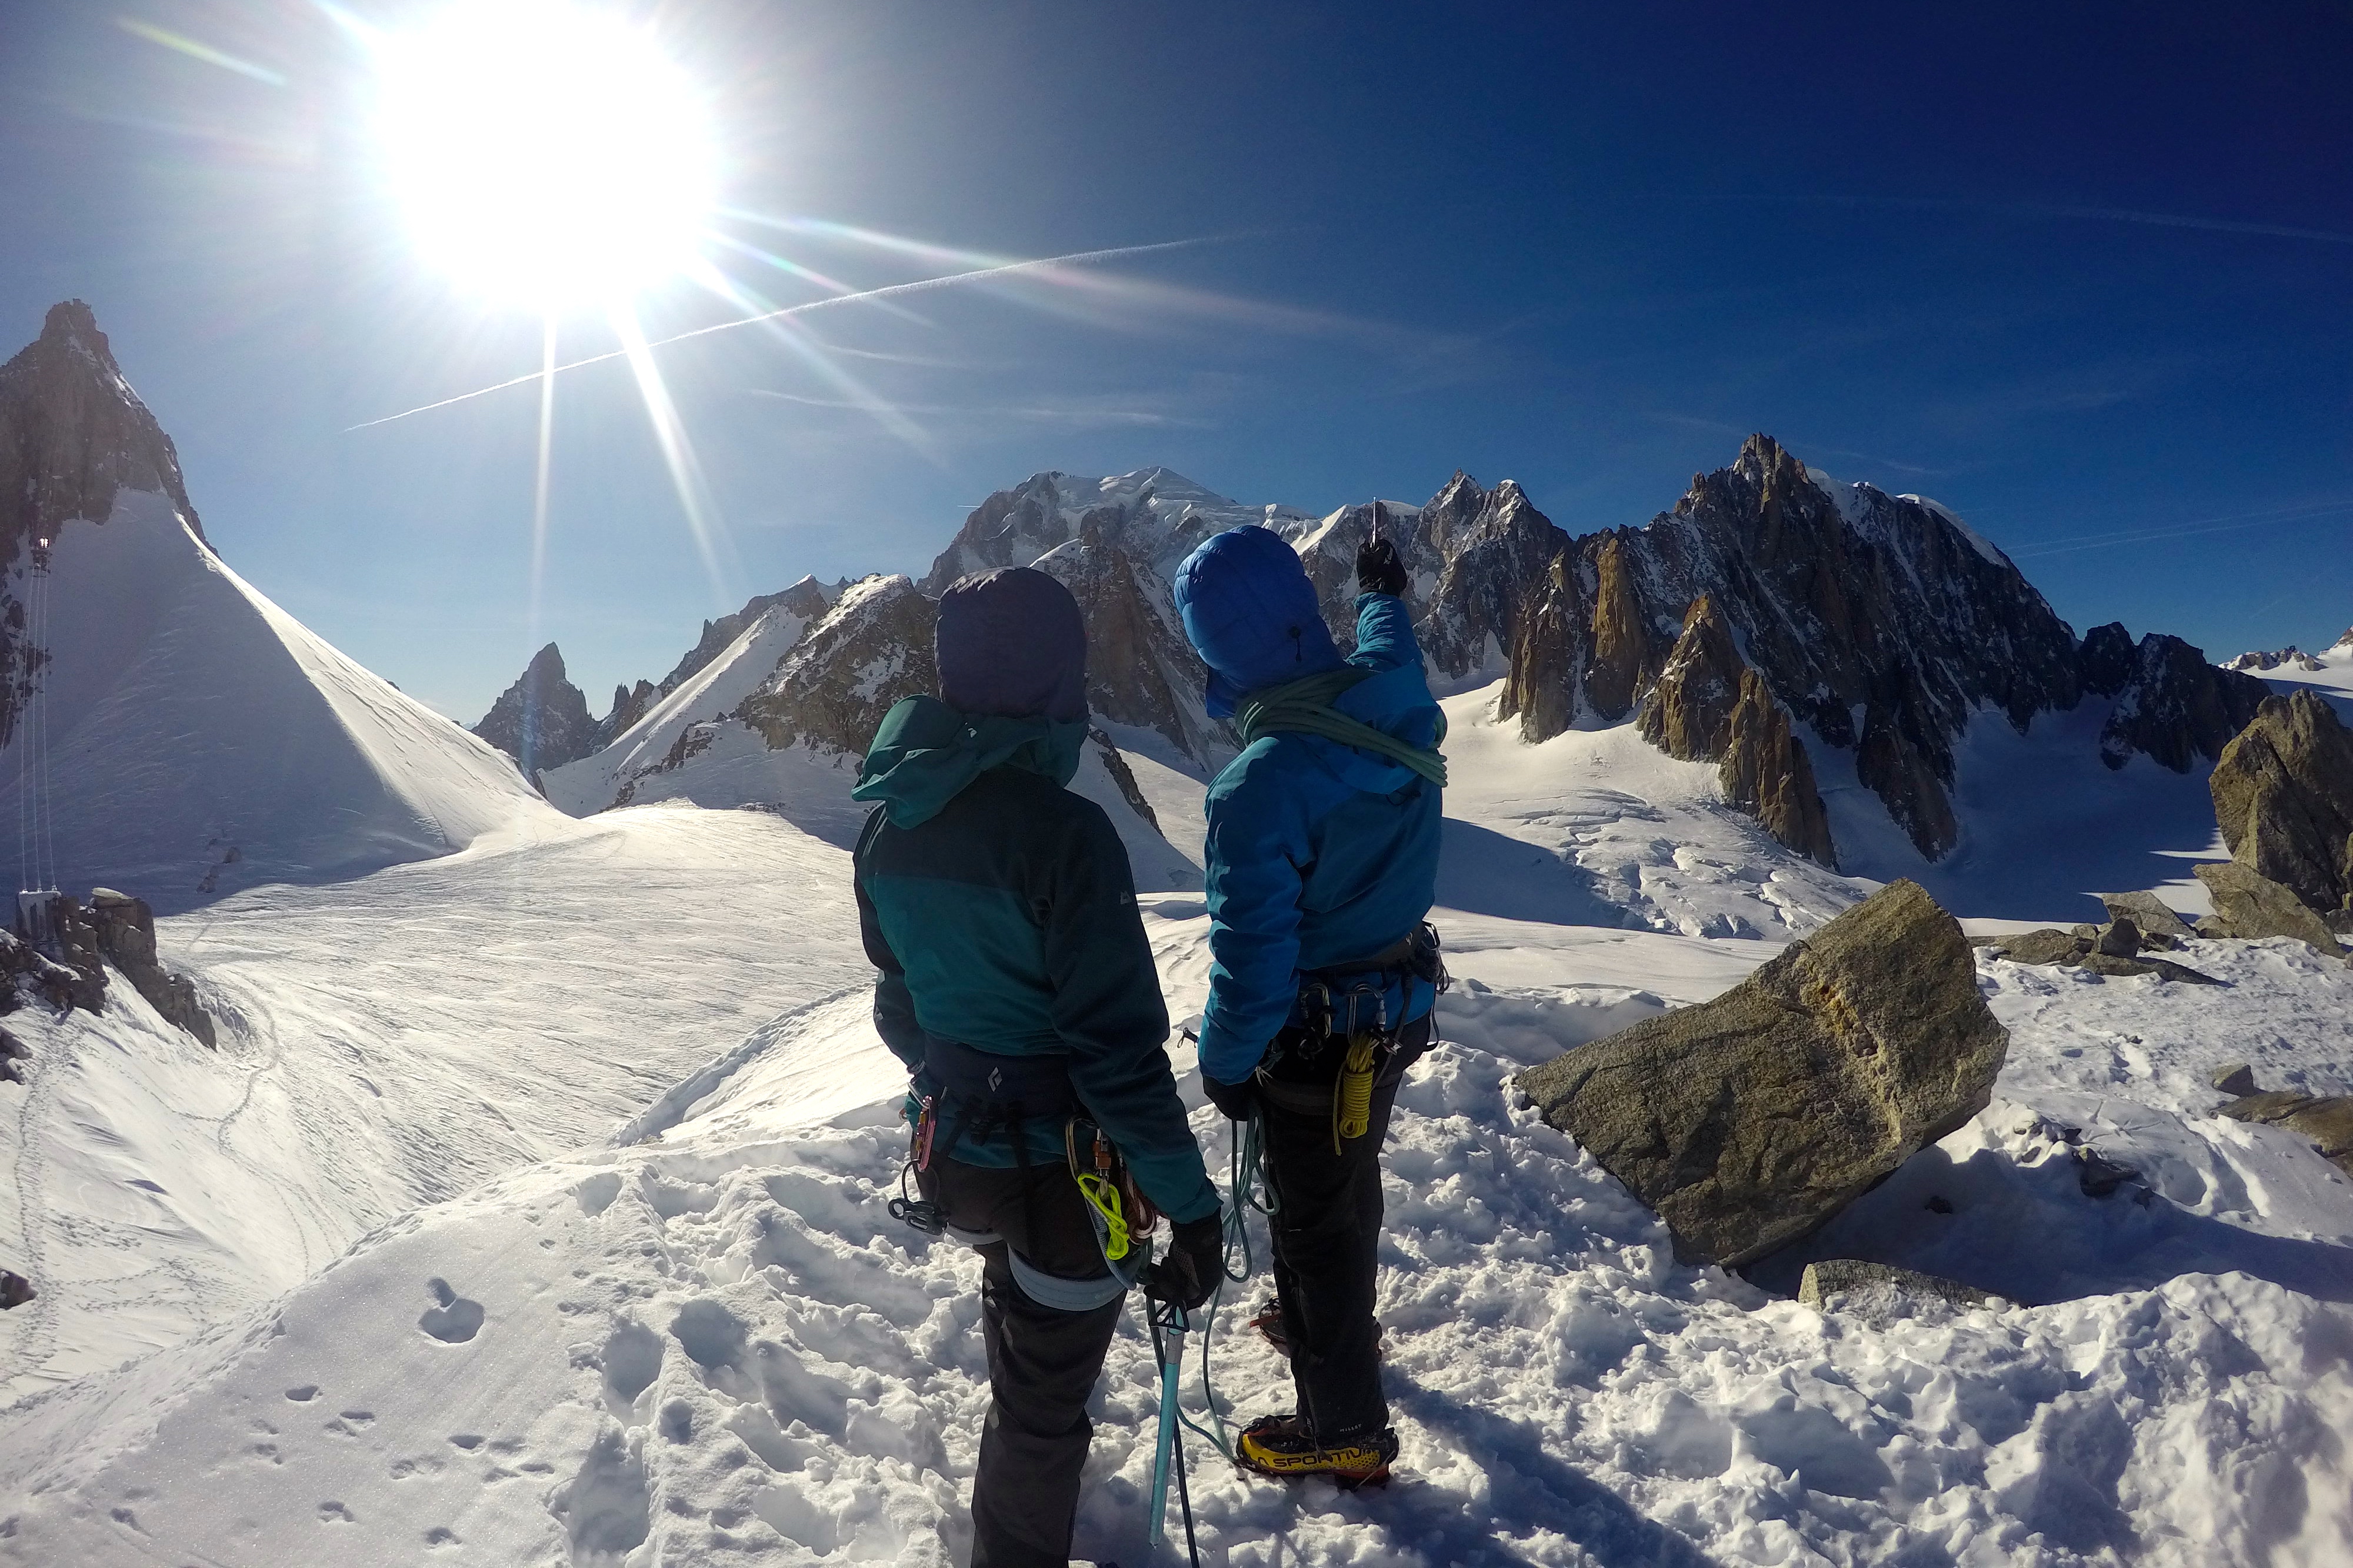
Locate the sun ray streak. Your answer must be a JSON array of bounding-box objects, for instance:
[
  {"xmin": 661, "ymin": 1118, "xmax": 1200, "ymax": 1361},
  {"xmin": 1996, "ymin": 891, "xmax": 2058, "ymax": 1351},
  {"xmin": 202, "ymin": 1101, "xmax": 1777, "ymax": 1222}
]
[
  {"xmin": 687, "ymin": 262, "xmax": 937, "ymax": 458},
  {"xmin": 528, "ymin": 313, "xmax": 557, "ymax": 657},
  {"xmin": 116, "ymin": 16, "xmax": 289, "ymax": 85},
  {"xmin": 343, "ymin": 239, "xmax": 1212, "ymax": 431},
  {"xmin": 608, "ymin": 303, "xmax": 740, "ymax": 608}
]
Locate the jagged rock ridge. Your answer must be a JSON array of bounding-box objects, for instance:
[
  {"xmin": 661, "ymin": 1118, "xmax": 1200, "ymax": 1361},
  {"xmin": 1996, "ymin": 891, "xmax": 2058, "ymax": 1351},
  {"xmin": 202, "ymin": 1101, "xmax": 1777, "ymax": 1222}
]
[{"xmin": 472, "ymin": 643, "xmax": 599, "ymax": 778}]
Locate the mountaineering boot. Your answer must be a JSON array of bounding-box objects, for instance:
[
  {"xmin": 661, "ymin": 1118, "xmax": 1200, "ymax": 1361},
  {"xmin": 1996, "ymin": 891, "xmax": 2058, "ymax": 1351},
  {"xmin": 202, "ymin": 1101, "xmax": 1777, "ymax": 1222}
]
[{"xmin": 1235, "ymin": 1413, "xmax": 1398, "ymax": 1487}]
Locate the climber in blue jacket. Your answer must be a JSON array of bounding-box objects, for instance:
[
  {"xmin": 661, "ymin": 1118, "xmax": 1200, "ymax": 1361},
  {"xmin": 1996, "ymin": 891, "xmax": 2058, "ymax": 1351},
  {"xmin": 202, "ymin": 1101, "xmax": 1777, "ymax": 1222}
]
[{"xmin": 1172, "ymin": 519, "xmax": 1446, "ymax": 1487}]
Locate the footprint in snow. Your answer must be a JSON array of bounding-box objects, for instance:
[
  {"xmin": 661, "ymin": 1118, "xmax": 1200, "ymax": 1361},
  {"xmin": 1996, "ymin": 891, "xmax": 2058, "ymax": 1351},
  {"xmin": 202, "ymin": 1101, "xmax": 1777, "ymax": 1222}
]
[
  {"xmin": 317, "ymin": 1502, "xmax": 355, "ymax": 1523},
  {"xmin": 418, "ymin": 1278, "xmax": 485, "ymax": 1344}
]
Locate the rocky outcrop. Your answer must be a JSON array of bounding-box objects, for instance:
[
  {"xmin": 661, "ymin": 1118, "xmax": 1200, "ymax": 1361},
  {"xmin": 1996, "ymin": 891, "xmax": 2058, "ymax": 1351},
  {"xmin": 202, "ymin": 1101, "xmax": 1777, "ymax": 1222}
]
[
  {"xmin": 1089, "ymin": 727, "xmax": 1159, "ymax": 832},
  {"xmin": 2220, "ymin": 1085, "xmax": 2353, "ymax": 1176},
  {"xmin": 2194, "ymin": 862, "xmax": 2345, "ymax": 957},
  {"xmin": 1638, "ymin": 596, "xmax": 1744, "ymax": 760},
  {"xmin": 2099, "ymin": 890, "xmax": 2194, "ymax": 942},
  {"xmin": 1, "ymin": 1025, "xmax": 27, "ymax": 1084},
  {"xmin": 596, "ymin": 680, "xmax": 659, "ymax": 747},
  {"xmin": 1799, "ymin": 1260, "xmax": 2002, "ymax": 1313},
  {"xmin": 1719, "ymin": 669, "xmax": 1836, "ymax": 866},
  {"xmin": 1518, "ymin": 880, "xmax": 2007, "ymax": 1266},
  {"xmin": 1, "ymin": 1269, "xmax": 31, "ymax": 1309},
  {"xmin": 88, "ymin": 888, "xmax": 213, "ymax": 1044},
  {"xmin": 2094, "ymin": 632, "xmax": 2269, "ymax": 772},
  {"xmin": 474, "ymin": 643, "xmax": 600, "ymax": 776},
  {"xmin": 1422, "ymin": 476, "xmax": 1574, "ymax": 685},
  {"xmin": 1502, "ymin": 436, "xmax": 2082, "ymax": 859},
  {"xmin": 1987, "ymin": 918, "xmax": 2218, "ymax": 982},
  {"xmin": 658, "ymin": 578, "xmax": 834, "ymax": 695},
  {"xmin": 9, "ymin": 895, "xmax": 106, "ymax": 1012},
  {"xmin": 737, "ymin": 575, "xmax": 939, "ymax": 757},
  {"xmin": 2209, "ymin": 690, "xmax": 2353, "ymax": 919}
]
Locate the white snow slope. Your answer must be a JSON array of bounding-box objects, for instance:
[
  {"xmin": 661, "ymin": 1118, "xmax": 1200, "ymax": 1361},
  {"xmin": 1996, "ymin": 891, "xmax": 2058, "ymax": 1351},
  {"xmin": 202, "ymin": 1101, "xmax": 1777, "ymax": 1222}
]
[
  {"xmin": 0, "ymin": 490, "xmax": 557, "ymax": 911},
  {"xmin": 0, "ymin": 806, "xmax": 874, "ymax": 1400},
  {"xmin": 4, "ymin": 849, "xmax": 2348, "ymax": 1567}
]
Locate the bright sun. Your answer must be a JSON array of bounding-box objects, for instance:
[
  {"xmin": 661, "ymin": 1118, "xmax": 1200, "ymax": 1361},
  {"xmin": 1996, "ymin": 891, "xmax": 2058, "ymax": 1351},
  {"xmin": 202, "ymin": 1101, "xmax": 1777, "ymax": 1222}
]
[{"xmin": 376, "ymin": 2, "xmax": 717, "ymax": 308}]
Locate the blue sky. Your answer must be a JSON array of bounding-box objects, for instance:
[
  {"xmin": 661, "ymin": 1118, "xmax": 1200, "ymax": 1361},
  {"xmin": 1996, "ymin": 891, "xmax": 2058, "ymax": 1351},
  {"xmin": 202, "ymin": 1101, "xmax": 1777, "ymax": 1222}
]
[{"xmin": 2, "ymin": 1, "xmax": 2348, "ymax": 720}]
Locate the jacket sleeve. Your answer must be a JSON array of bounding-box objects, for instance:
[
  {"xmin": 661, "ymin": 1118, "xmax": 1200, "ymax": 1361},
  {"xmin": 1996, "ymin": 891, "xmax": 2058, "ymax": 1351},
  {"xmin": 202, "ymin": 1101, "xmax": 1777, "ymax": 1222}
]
[
  {"xmin": 854, "ymin": 828, "xmax": 926, "ymax": 1077},
  {"xmin": 1197, "ymin": 758, "xmax": 1315, "ymax": 1085},
  {"xmin": 1045, "ymin": 805, "xmax": 1218, "ymax": 1225},
  {"xmin": 1349, "ymin": 592, "xmax": 1422, "ymax": 673}
]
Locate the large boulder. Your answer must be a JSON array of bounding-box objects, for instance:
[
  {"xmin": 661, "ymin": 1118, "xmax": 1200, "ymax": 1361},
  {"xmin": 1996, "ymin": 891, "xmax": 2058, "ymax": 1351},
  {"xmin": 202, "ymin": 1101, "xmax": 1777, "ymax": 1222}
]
[
  {"xmin": 2209, "ymin": 689, "xmax": 2353, "ymax": 920},
  {"xmin": 88, "ymin": 888, "xmax": 214, "ymax": 1045},
  {"xmin": 1518, "ymin": 880, "xmax": 2007, "ymax": 1266},
  {"xmin": 2193, "ymin": 862, "xmax": 2345, "ymax": 958},
  {"xmin": 2098, "ymin": 890, "xmax": 2194, "ymax": 942}
]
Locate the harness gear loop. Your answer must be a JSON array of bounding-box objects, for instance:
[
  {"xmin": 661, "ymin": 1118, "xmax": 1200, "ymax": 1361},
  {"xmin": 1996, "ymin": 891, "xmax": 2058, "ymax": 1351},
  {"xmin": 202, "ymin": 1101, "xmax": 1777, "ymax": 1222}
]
[{"xmin": 1065, "ymin": 1119, "xmax": 1133, "ymax": 1262}]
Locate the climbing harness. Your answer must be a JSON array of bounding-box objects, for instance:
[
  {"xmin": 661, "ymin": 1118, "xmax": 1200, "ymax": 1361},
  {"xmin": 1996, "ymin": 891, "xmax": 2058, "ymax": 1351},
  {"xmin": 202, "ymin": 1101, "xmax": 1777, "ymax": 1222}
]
[{"xmin": 885, "ymin": 1095, "xmax": 948, "ymax": 1236}]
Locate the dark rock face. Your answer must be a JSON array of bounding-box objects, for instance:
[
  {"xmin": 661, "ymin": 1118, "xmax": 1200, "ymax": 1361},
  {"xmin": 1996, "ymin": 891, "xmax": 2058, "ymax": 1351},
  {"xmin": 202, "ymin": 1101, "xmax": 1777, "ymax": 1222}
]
[
  {"xmin": 2095, "ymin": 632, "xmax": 2270, "ymax": 771},
  {"xmin": 1418, "ymin": 475, "xmax": 1571, "ymax": 683},
  {"xmin": 474, "ymin": 643, "xmax": 600, "ymax": 776},
  {"xmin": 1, "ymin": 1269, "xmax": 31, "ymax": 1309},
  {"xmin": 2077, "ymin": 622, "xmax": 2137, "ymax": 696},
  {"xmin": 738, "ymin": 575, "xmax": 939, "ymax": 758},
  {"xmin": 1032, "ymin": 524, "xmax": 1220, "ymax": 762},
  {"xmin": 1518, "ymin": 880, "xmax": 2008, "ymax": 1266},
  {"xmin": 0, "ymin": 1024, "xmax": 27, "ymax": 1084},
  {"xmin": 2209, "ymin": 690, "xmax": 2353, "ymax": 919},
  {"xmin": 2194, "ymin": 861, "xmax": 2346, "ymax": 957},
  {"xmin": 0, "ymin": 301, "xmax": 208, "ymax": 757},
  {"xmin": 88, "ymin": 888, "xmax": 214, "ymax": 1045},
  {"xmin": 1719, "ymin": 669, "xmax": 1836, "ymax": 866},
  {"xmin": 658, "ymin": 577, "xmax": 834, "ymax": 695},
  {"xmin": 1089, "ymin": 727, "xmax": 1159, "ymax": 832}
]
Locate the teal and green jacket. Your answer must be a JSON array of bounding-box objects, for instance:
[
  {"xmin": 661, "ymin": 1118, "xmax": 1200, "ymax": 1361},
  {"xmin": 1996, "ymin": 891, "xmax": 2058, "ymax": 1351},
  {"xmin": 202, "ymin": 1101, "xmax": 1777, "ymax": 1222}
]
[{"xmin": 851, "ymin": 696, "xmax": 1217, "ymax": 1225}]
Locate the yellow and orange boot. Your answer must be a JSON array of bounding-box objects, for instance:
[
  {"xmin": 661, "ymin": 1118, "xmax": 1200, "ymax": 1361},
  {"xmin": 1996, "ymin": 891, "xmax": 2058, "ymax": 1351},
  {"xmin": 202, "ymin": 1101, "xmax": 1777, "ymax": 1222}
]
[{"xmin": 1235, "ymin": 1414, "xmax": 1398, "ymax": 1488}]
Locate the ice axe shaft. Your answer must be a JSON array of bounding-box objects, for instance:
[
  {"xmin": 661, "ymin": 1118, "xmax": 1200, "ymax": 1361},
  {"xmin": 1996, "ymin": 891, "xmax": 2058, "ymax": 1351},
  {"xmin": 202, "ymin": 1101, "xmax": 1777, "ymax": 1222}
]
[{"xmin": 1145, "ymin": 1317, "xmax": 1186, "ymax": 1550}]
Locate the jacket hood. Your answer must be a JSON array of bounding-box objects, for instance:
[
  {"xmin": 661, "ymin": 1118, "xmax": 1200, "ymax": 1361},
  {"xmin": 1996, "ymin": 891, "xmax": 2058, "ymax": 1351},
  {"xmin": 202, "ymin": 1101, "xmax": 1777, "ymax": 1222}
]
[
  {"xmin": 852, "ymin": 695, "xmax": 1086, "ymax": 828},
  {"xmin": 936, "ymin": 566, "xmax": 1088, "ymax": 722},
  {"xmin": 1172, "ymin": 527, "xmax": 1342, "ymax": 719}
]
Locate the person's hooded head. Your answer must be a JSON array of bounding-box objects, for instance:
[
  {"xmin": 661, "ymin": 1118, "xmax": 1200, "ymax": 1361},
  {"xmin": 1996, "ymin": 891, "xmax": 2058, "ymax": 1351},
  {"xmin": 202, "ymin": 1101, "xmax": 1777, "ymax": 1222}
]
[
  {"xmin": 1172, "ymin": 526, "xmax": 1342, "ymax": 718},
  {"xmin": 852, "ymin": 566, "xmax": 1092, "ymax": 827},
  {"xmin": 936, "ymin": 565, "xmax": 1088, "ymax": 723}
]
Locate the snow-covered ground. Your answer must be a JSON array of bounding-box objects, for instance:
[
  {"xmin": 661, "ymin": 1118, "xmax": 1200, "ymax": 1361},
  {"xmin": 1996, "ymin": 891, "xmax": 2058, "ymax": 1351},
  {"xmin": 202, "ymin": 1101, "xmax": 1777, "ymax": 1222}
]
[
  {"xmin": 4, "ymin": 856, "xmax": 2348, "ymax": 1566},
  {"xmin": 0, "ymin": 806, "xmax": 875, "ymax": 1402},
  {"xmin": 0, "ymin": 491, "xmax": 556, "ymax": 911}
]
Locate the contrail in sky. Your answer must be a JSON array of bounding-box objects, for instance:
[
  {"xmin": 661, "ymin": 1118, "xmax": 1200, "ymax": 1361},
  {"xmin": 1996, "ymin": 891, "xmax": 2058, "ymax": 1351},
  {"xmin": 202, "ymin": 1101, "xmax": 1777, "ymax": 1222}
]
[{"xmin": 345, "ymin": 238, "xmax": 1210, "ymax": 431}]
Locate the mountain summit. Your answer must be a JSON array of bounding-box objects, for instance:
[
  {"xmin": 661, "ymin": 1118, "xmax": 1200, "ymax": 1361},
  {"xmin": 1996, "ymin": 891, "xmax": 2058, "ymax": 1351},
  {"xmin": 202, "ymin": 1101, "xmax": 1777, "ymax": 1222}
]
[{"xmin": 0, "ymin": 305, "xmax": 554, "ymax": 906}]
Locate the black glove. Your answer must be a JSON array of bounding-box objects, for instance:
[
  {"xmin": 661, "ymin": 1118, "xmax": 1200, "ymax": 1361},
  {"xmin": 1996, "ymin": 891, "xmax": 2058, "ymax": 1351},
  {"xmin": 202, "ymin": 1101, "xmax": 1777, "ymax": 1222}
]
[
  {"xmin": 1202, "ymin": 1072, "xmax": 1255, "ymax": 1121},
  {"xmin": 1356, "ymin": 532, "xmax": 1409, "ymax": 598},
  {"xmin": 1146, "ymin": 1212, "xmax": 1225, "ymax": 1312}
]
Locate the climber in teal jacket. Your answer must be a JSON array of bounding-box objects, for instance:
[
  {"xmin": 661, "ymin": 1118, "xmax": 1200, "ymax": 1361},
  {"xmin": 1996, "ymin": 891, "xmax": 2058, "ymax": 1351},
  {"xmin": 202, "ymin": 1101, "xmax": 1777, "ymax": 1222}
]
[
  {"xmin": 1172, "ymin": 519, "xmax": 1445, "ymax": 1488},
  {"xmin": 854, "ymin": 565, "xmax": 1221, "ymax": 1568}
]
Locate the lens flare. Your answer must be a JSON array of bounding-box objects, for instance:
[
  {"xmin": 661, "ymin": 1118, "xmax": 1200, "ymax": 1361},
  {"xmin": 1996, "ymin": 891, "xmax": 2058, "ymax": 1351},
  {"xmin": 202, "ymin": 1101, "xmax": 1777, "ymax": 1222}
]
[{"xmin": 375, "ymin": 1, "xmax": 716, "ymax": 306}]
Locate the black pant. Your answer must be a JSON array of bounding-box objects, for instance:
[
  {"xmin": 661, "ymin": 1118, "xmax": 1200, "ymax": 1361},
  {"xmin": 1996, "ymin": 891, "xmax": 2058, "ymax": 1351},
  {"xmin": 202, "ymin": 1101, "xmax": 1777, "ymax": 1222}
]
[
  {"xmin": 924, "ymin": 1155, "xmax": 1121, "ymax": 1568},
  {"xmin": 1255, "ymin": 1013, "xmax": 1429, "ymax": 1442}
]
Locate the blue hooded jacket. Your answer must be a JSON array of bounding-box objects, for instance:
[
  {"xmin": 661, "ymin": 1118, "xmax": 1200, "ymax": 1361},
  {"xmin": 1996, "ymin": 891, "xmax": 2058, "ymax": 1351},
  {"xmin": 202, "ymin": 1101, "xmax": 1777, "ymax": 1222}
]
[{"xmin": 1172, "ymin": 529, "xmax": 1444, "ymax": 1085}]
